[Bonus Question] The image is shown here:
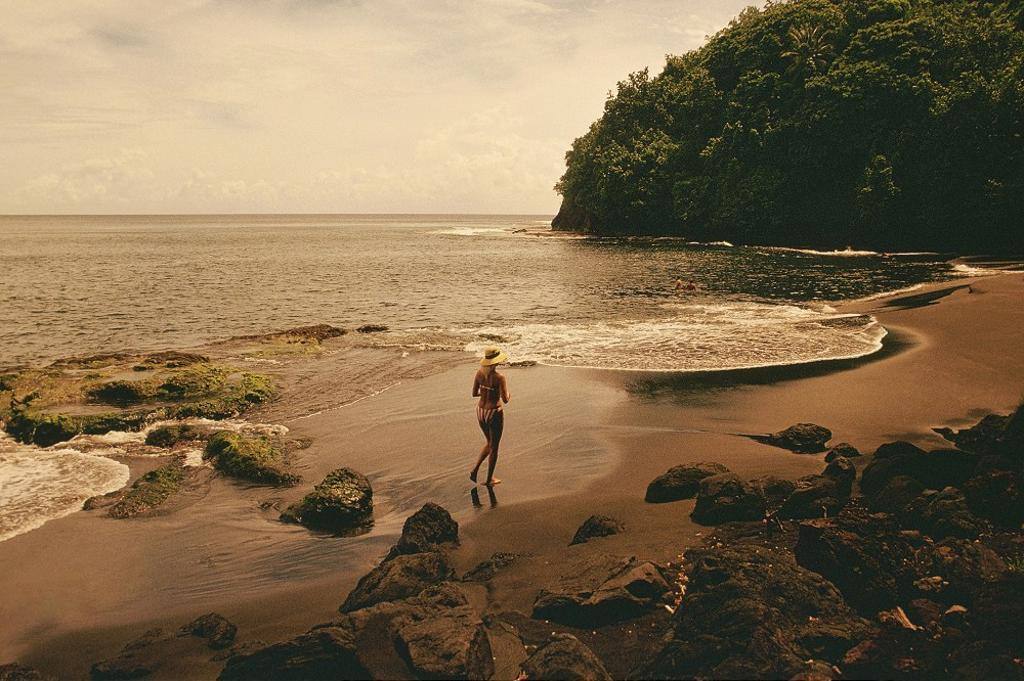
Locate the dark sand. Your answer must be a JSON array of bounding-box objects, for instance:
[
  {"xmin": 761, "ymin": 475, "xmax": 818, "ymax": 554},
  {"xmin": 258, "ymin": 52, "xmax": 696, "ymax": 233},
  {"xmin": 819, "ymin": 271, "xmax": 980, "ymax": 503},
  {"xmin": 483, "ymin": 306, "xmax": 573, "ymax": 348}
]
[{"xmin": 4, "ymin": 272, "xmax": 1023, "ymax": 678}]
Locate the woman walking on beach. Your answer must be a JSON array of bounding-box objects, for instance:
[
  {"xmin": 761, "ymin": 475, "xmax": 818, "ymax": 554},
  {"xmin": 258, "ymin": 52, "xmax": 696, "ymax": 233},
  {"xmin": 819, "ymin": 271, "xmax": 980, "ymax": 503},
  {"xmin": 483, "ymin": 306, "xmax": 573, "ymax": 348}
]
[{"xmin": 471, "ymin": 346, "xmax": 509, "ymax": 486}]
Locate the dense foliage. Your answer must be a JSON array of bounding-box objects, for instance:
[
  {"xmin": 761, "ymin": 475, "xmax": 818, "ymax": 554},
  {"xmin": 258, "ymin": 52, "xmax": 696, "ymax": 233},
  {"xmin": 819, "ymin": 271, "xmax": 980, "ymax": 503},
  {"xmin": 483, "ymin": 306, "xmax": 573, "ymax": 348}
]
[{"xmin": 554, "ymin": 0, "xmax": 1024, "ymax": 253}]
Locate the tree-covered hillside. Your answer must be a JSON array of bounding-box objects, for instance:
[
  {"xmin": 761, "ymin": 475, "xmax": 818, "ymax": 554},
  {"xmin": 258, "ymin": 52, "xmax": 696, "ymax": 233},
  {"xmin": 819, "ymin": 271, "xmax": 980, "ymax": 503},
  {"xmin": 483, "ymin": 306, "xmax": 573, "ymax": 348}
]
[{"xmin": 553, "ymin": 0, "xmax": 1024, "ymax": 253}]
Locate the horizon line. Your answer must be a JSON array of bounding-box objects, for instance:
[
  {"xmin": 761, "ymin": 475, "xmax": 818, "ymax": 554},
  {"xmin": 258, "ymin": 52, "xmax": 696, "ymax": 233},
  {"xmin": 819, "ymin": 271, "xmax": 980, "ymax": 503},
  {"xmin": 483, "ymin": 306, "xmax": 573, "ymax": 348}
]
[{"xmin": 0, "ymin": 211, "xmax": 556, "ymax": 218}]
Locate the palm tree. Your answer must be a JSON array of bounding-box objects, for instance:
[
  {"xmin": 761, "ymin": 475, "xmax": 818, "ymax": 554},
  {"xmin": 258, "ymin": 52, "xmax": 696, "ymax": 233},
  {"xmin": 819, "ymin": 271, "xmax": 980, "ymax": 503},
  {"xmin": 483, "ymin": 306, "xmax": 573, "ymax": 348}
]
[{"xmin": 781, "ymin": 24, "xmax": 833, "ymax": 76}]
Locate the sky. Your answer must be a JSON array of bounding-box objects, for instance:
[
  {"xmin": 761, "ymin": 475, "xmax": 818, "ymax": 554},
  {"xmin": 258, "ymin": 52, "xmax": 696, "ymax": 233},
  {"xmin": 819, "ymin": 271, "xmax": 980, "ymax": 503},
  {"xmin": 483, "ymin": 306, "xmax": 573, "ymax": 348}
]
[{"xmin": 1, "ymin": 0, "xmax": 751, "ymax": 215}]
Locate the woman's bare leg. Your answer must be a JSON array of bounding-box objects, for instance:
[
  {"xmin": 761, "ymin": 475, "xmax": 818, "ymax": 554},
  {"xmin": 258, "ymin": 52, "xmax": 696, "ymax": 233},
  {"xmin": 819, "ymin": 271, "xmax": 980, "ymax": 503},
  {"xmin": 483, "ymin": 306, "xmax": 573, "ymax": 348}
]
[
  {"xmin": 485, "ymin": 415, "xmax": 503, "ymax": 486},
  {"xmin": 470, "ymin": 442, "xmax": 490, "ymax": 483}
]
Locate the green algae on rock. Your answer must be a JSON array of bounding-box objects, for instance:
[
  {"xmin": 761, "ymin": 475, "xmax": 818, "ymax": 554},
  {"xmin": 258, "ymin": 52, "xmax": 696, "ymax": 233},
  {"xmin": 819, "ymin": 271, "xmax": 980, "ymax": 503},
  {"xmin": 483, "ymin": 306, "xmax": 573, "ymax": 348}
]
[
  {"xmin": 280, "ymin": 467, "xmax": 373, "ymax": 534},
  {"xmin": 204, "ymin": 431, "xmax": 298, "ymax": 486},
  {"xmin": 108, "ymin": 464, "xmax": 188, "ymax": 519}
]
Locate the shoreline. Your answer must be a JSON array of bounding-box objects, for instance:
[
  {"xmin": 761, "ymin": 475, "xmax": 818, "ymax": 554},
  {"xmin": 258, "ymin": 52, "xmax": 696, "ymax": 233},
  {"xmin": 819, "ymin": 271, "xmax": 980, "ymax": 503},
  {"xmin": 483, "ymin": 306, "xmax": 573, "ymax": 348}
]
[{"xmin": 3, "ymin": 272, "xmax": 1023, "ymax": 678}]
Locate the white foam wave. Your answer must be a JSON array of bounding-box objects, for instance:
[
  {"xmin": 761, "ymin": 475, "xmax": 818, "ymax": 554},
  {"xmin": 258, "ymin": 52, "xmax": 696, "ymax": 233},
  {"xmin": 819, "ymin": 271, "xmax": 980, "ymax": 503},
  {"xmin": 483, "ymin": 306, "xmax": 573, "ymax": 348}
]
[
  {"xmin": 461, "ymin": 303, "xmax": 887, "ymax": 372},
  {"xmin": 428, "ymin": 226, "xmax": 514, "ymax": 237},
  {"xmin": 849, "ymin": 284, "xmax": 925, "ymax": 303},
  {"xmin": 951, "ymin": 263, "xmax": 1006, "ymax": 277},
  {"xmin": 0, "ymin": 432, "xmax": 129, "ymax": 542},
  {"xmin": 762, "ymin": 246, "xmax": 881, "ymax": 257}
]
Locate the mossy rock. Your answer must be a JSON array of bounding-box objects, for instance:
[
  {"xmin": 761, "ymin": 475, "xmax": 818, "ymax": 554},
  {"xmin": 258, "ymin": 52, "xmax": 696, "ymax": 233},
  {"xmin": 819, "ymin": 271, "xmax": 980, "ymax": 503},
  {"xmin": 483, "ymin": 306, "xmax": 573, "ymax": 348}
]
[
  {"xmin": 204, "ymin": 431, "xmax": 298, "ymax": 486},
  {"xmin": 88, "ymin": 379, "xmax": 159, "ymax": 405},
  {"xmin": 281, "ymin": 467, "xmax": 373, "ymax": 534},
  {"xmin": 109, "ymin": 464, "xmax": 186, "ymax": 518},
  {"xmin": 5, "ymin": 406, "xmax": 150, "ymax": 447},
  {"xmin": 158, "ymin": 364, "xmax": 229, "ymax": 399},
  {"xmin": 145, "ymin": 424, "xmax": 200, "ymax": 447}
]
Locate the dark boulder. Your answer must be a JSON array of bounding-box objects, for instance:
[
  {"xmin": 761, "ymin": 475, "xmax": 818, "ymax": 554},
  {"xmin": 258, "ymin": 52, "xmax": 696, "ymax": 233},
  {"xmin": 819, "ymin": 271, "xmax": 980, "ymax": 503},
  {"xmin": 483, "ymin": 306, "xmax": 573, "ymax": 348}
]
[
  {"xmin": 825, "ymin": 442, "xmax": 861, "ymax": 462},
  {"xmin": 179, "ymin": 613, "xmax": 237, "ymax": 650},
  {"xmin": 691, "ymin": 473, "xmax": 764, "ymax": 524},
  {"xmin": 340, "ymin": 551, "xmax": 455, "ymax": 613},
  {"xmin": 750, "ymin": 475, "xmax": 796, "ymax": 511},
  {"xmin": 859, "ymin": 441, "xmax": 927, "ymax": 496},
  {"xmin": 905, "ymin": 487, "xmax": 988, "ymax": 540},
  {"xmin": 569, "ymin": 515, "xmax": 624, "ymax": 545},
  {"xmin": 532, "ymin": 556, "xmax": 670, "ymax": 626},
  {"xmin": 840, "ymin": 608, "xmax": 942, "ymax": 680},
  {"xmin": 936, "ymin": 413, "xmax": 1011, "ymax": 455},
  {"xmin": 218, "ymin": 626, "xmax": 367, "ymax": 681},
  {"xmin": 640, "ymin": 541, "xmax": 870, "ymax": 679},
  {"xmin": 757, "ymin": 423, "xmax": 832, "ymax": 453},
  {"xmin": 355, "ymin": 324, "xmax": 388, "ymax": 333},
  {"xmin": 462, "ymin": 552, "xmax": 521, "ymax": 582},
  {"xmin": 644, "ymin": 462, "xmax": 729, "ymax": 503},
  {"xmin": 389, "ymin": 583, "xmax": 494, "ymax": 680},
  {"xmin": 972, "ymin": 572, "xmax": 1024, "ymax": 651},
  {"xmin": 914, "ymin": 449, "xmax": 978, "ymax": 490},
  {"xmin": 520, "ymin": 633, "xmax": 612, "ymax": 681},
  {"xmin": 866, "ymin": 475, "xmax": 926, "ymax": 514},
  {"xmin": 91, "ymin": 628, "xmax": 168, "ymax": 680},
  {"xmin": 913, "ymin": 538, "xmax": 1007, "ymax": 605},
  {"xmin": 386, "ymin": 502, "xmax": 458, "ymax": 558},
  {"xmin": 777, "ymin": 475, "xmax": 848, "ymax": 520},
  {"xmin": 794, "ymin": 506, "xmax": 918, "ymax": 615},
  {"xmin": 280, "ymin": 468, "xmax": 373, "ymax": 535},
  {"xmin": 963, "ymin": 469, "xmax": 1024, "ymax": 527},
  {"xmin": 823, "ymin": 456, "xmax": 856, "ymax": 493}
]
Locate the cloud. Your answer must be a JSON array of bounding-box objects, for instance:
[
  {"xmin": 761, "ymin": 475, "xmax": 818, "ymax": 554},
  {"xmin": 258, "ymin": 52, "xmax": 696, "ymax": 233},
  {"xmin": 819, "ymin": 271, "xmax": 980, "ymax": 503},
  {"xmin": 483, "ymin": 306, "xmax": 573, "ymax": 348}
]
[{"xmin": 0, "ymin": 0, "xmax": 752, "ymax": 214}]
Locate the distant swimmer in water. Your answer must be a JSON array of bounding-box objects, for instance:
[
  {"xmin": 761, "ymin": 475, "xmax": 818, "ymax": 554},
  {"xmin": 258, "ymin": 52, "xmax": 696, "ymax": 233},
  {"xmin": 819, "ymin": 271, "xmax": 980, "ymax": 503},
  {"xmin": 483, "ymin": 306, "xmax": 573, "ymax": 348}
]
[
  {"xmin": 470, "ymin": 346, "xmax": 510, "ymax": 486},
  {"xmin": 674, "ymin": 278, "xmax": 699, "ymax": 293}
]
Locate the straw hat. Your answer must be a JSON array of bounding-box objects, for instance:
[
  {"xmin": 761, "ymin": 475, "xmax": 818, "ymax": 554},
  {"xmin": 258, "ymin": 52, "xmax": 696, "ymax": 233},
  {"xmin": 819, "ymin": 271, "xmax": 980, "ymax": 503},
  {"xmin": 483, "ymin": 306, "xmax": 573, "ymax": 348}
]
[{"xmin": 480, "ymin": 346, "xmax": 508, "ymax": 366}]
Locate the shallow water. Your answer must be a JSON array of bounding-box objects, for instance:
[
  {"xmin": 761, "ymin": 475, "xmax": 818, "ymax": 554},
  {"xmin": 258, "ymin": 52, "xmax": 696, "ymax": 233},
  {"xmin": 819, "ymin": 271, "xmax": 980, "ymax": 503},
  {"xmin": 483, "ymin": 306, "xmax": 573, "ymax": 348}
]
[{"xmin": 0, "ymin": 214, "xmax": 959, "ymax": 371}]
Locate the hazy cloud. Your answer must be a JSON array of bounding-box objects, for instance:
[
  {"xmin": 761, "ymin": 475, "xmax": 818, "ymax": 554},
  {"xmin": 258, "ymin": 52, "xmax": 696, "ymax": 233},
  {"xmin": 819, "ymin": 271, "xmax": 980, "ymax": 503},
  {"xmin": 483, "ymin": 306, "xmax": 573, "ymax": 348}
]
[{"xmin": 0, "ymin": 0, "xmax": 751, "ymax": 214}]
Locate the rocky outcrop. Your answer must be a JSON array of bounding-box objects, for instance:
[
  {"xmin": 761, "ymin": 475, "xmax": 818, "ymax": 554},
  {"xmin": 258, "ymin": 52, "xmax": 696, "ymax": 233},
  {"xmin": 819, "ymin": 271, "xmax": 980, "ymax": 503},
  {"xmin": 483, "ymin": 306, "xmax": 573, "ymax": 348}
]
[
  {"xmin": 823, "ymin": 456, "xmax": 856, "ymax": 493},
  {"xmin": 904, "ymin": 487, "xmax": 988, "ymax": 539},
  {"xmin": 754, "ymin": 423, "xmax": 832, "ymax": 453},
  {"xmin": 963, "ymin": 469, "xmax": 1024, "ymax": 527},
  {"xmin": 825, "ymin": 442, "xmax": 861, "ymax": 462},
  {"xmin": 340, "ymin": 551, "xmax": 455, "ymax": 613},
  {"xmin": 105, "ymin": 463, "xmax": 187, "ymax": 519},
  {"xmin": 691, "ymin": 473, "xmax": 764, "ymax": 524},
  {"xmin": 795, "ymin": 506, "xmax": 918, "ymax": 615},
  {"xmin": 385, "ymin": 502, "xmax": 458, "ymax": 558},
  {"xmin": 866, "ymin": 475, "xmax": 926, "ymax": 513},
  {"xmin": 569, "ymin": 515, "xmax": 624, "ymax": 545},
  {"xmin": 0, "ymin": 664, "xmax": 53, "ymax": 681},
  {"xmin": 218, "ymin": 626, "xmax": 366, "ymax": 681},
  {"xmin": 280, "ymin": 468, "xmax": 373, "ymax": 535},
  {"xmin": 462, "ymin": 552, "xmax": 522, "ymax": 582},
  {"xmin": 777, "ymin": 474, "xmax": 848, "ymax": 520},
  {"xmin": 180, "ymin": 613, "xmax": 237, "ymax": 650},
  {"xmin": 641, "ymin": 541, "xmax": 871, "ymax": 679},
  {"xmin": 749, "ymin": 475, "xmax": 797, "ymax": 510},
  {"xmin": 520, "ymin": 633, "xmax": 612, "ymax": 681},
  {"xmin": 532, "ymin": 556, "xmax": 671, "ymax": 626},
  {"xmin": 551, "ymin": 198, "xmax": 595, "ymax": 232},
  {"xmin": 644, "ymin": 462, "xmax": 729, "ymax": 503},
  {"xmin": 204, "ymin": 431, "xmax": 298, "ymax": 486}
]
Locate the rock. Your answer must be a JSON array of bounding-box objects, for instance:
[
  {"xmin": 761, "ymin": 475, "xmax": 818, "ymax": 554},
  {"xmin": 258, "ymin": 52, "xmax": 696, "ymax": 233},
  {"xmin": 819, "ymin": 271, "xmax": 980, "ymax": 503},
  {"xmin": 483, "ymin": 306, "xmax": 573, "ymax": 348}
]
[
  {"xmin": 280, "ymin": 468, "xmax": 373, "ymax": 535},
  {"xmin": 839, "ymin": 609, "xmax": 938, "ymax": 680},
  {"xmin": 462, "ymin": 552, "xmax": 522, "ymax": 582},
  {"xmin": 777, "ymin": 475, "xmax": 848, "ymax": 520},
  {"xmin": 108, "ymin": 463, "xmax": 187, "ymax": 519},
  {"xmin": 532, "ymin": 556, "xmax": 670, "ymax": 626},
  {"xmin": 90, "ymin": 628, "xmax": 167, "ymax": 680},
  {"xmin": 355, "ymin": 324, "xmax": 388, "ymax": 333},
  {"xmin": 750, "ymin": 475, "xmax": 797, "ymax": 510},
  {"xmin": 866, "ymin": 475, "xmax": 926, "ymax": 513},
  {"xmin": 822, "ymin": 456, "xmax": 855, "ymax": 493},
  {"xmin": 385, "ymin": 502, "xmax": 458, "ymax": 558},
  {"xmin": 218, "ymin": 625, "xmax": 367, "ymax": 681},
  {"xmin": 859, "ymin": 441, "xmax": 927, "ymax": 496},
  {"xmin": 824, "ymin": 442, "xmax": 861, "ymax": 462},
  {"xmin": 913, "ymin": 538, "xmax": 1007, "ymax": 605},
  {"xmin": 644, "ymin": 462, "xmax": 729, "ymax": 503},
  {"xmin": 0, "ymin": 664, "xmax": 52, "ymax": 681},
  {"xmin": 963, "ymin": 469, "xmax": 1024, "ymax": 527},
  {"xmin": 936, "ymin": 413, "xmax": 1011, "ymax": 455},
  {"xmin": 144, "ymin": 424, "xmax": 199, "ymax": 447},
  {"xmin": 972, "ymin": 572, "xmax": 1024, "ymax": 650},
  {"xmin": 640, "ymin": 542, "xmax": 870, "ymax": 679},
  {"xmin": 789, "ymin": 659, "xmax": 839, "ymax": 680},
  {"xmin": 861, "ymin": 442, "xmax": 978, "ymax": 498},
  {"xmin": 905, "ymin": 598, "xmax": 943, "ymax": 626},
  {"xmin": 520, "ymin": 633, "xmax": 612, "ymax": 681},
  {"xmin": 905, "ymin": 487, "xmax": 987, "ymax": 539},
  {"xmin": 758, "ymin": 423, "xmax": 832, "ymax": 453},
  {"xmin": 340, "ymin": 551, "xmax": 455, "ymax": 612},
  {"xmin": 794, "ymin": 506, "xmax": 918, "ymax": 615},
  {"xmin": 941, "ymin": 604, "xmax": 968, "ymax": 627},
  {"xmin": 204, "ymin": 431, "xmax": 298, "ymax": 486},
  {"xmin": 389, "ymin": 584, "xmax": 493, "ymax": 680},
  {"xmin": 569, "ymin": 515, "xmax": 624, "ymax": 545},
  {"xmin": 691, "ymin": 473, "xmax": 764, "ymax": 524},
  {"xmin": 180, "ymin": 613, "xmax": 237, "ymax": 650}
]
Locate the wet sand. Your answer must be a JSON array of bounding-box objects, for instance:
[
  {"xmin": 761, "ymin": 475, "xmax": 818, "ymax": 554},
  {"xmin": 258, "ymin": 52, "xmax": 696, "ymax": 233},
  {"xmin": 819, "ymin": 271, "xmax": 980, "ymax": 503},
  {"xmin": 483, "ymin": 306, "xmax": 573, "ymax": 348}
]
[{"xmin": 4, "ymin": 272, "xmax": 1024, "ymax": 678}]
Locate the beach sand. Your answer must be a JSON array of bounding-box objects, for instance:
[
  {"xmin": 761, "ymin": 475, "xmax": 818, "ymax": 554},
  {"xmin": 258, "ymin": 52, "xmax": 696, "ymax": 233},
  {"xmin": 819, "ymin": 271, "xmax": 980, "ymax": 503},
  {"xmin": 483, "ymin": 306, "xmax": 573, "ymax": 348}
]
[{"xmin": 3, "ymin": 272, "xmax": 1023, "ymax": 678}]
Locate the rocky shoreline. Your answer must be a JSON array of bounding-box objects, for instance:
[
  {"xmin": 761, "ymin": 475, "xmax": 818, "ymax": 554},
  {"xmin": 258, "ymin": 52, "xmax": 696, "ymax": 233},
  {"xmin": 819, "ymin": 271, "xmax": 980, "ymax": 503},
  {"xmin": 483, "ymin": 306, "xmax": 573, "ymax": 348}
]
[{"xmin": 4, "ymin": 401, "xmax": 1020, "ymax": 680}]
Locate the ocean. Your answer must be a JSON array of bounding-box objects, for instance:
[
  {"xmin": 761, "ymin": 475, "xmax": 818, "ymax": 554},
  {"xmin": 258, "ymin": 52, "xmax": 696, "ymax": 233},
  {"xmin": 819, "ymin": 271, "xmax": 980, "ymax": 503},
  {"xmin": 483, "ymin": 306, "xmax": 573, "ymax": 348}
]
[
  {"xmin": 0, "ymin": 214, "xmax": 963, "ymax": 371},
  {"xmin": 0, "ymin": 214, "xmax": 968, "ymax": 543}
]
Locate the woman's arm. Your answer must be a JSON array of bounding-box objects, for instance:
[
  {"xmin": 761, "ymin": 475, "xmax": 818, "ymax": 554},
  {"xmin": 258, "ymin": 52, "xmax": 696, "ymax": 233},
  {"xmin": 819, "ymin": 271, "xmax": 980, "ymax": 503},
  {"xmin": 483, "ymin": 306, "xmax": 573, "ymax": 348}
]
[
  {"xmin": 472, "ymin": 373, "xmax": 480, "ymax": 397},
  {"xmin": 500, "ymin": 375, "xmax": 510, "ymax": 404}
]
